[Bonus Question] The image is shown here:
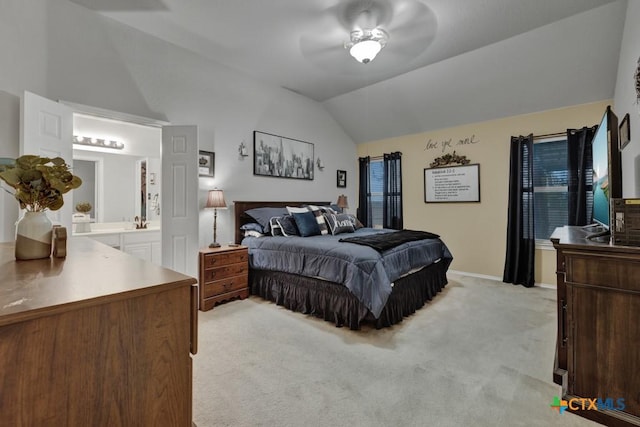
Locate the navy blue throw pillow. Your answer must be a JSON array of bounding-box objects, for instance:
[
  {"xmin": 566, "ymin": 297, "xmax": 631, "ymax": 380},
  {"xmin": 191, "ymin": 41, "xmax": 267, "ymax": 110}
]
[
  {"xmin": 292, "ymin": 211, "xmax": 321, "ymax": 237},
  {"xmin": 245, "ymin": 207, "xmax": 288, "ymax": 234},
  {"xmin": 277, "ymin": 214, "xmax": 299, "ymax": 236}
]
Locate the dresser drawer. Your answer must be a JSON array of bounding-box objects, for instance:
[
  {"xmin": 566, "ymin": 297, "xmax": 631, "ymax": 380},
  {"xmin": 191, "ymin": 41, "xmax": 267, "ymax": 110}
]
[
  {"xmin": 203, "ymin": 250, "xmax": 248, "ymax": 268},
  {"xmin": 202, "ymin": 275, "xmax": 248, "ymax": 299},
  {"xmin": 565, "ymin": 252, "xmax": 640, "ymax": 292},
  {"xmin": 203, "ymin": 263, "xmax": 248, "ymax": 282}
]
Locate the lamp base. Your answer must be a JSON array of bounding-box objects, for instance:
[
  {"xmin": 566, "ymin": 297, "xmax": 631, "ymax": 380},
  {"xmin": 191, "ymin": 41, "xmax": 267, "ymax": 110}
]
[{"xmin": 208, "ymin": 242, "xmax": 221, "ymax": 248}]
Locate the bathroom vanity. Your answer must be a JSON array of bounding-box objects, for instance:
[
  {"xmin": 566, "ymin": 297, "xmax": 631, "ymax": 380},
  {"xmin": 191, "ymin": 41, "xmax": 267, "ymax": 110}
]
[{"xmin": 73, "ymin": 223, "xmax": 161, "ymax": 264}]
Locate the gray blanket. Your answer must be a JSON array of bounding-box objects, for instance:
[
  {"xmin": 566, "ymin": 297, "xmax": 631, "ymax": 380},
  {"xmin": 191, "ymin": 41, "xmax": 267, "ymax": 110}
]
[{"xmin": 242, "ymin": 228, "xmax": 453, "ymax": 318}]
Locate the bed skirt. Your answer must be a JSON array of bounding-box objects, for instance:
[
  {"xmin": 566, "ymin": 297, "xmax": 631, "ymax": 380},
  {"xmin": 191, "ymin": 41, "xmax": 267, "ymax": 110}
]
[{"xmin": 249, "ymin": 259, "xmax": 450, "ymax": 330}]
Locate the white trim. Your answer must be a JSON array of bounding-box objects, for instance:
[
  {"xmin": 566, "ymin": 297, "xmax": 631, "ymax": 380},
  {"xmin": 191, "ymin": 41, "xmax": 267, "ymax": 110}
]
[
  {"xmin": 60, "ymin": 100, "xmax": 170, "ymax": 128},
  {"xmin": 448, "ymin": 269, "xmax": 556, "ymax": 289},
  {"xmin": 73, "ymin": 154, "xmax": 104, "ymax": 223}
]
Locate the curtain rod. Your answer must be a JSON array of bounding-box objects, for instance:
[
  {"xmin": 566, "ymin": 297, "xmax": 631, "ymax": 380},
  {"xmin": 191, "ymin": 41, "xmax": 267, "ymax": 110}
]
[{"xmin": 533, "ymin": 131, "xmax": 565, "ymax": 140}]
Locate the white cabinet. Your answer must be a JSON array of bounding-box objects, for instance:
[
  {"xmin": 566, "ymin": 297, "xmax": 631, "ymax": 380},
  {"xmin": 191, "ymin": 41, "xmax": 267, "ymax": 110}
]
[
  {"xmin": 122, "ymin": 231, "xmax": 161, "ymax": 264},
  {"xmin": 84, "ymin": 230, "xmax": 161, "ymax": 265},
  {"xmin": 88, "ymin": 233, "xmax": 121, "ymax": 249}
]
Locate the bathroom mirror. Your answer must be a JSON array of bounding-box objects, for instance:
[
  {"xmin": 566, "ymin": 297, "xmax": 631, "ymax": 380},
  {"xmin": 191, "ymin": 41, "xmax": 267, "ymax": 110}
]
[{"xmin": 72, "ymin": 113, "xmax": 161, "ymax": 225}]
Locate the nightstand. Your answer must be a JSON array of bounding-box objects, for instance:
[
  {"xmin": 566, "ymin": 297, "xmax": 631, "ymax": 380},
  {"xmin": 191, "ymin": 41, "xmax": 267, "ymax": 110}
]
[{"xmin": 198, "ymin": 245, "xmax": 249, "ymax": 311}]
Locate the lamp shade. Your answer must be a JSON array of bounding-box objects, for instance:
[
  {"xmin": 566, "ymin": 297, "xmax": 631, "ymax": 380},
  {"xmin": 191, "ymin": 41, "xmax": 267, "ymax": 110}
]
[
  {"xmin": 206, "ymin": 189, "xmax": 226, "ymax": 209},
  {"xmin": 337, "ymin": 194, "xmax": 349, "ymax": 209}
]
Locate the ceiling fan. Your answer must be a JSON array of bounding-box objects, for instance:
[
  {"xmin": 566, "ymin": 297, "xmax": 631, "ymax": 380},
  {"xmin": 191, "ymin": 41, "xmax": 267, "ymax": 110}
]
[{"xmin": 300, "ymin": 0, "xmax": 437, "ymax": 72}]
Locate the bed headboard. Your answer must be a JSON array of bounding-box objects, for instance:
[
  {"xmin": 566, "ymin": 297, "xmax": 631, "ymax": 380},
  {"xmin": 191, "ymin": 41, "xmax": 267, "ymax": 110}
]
[{"xmin": 233, "ymin": 201, "xmax": 331, "ymax": 244}]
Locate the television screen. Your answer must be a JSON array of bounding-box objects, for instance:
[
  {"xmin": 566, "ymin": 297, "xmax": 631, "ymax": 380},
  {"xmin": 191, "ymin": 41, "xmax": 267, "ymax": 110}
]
[
  {"xmin": 591, "ymin": 106, "xmax": 620, "ymax": 230},
  {"xmin": 591, "ymin": 114, "xmax": 610, "ymax": 227}
]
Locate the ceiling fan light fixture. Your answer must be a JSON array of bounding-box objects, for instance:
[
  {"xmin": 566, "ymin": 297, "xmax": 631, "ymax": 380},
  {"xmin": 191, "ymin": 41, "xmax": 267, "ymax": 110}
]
[{"xmin": 345, "ymin": 28, "xmax": 388, "ymax": 64}]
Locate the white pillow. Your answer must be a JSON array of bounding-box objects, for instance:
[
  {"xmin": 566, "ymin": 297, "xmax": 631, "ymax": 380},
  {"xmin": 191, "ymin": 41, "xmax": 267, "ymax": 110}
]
[{"xmin": 286, "ymin": 206, "xmax": 308, "ymax": 215}]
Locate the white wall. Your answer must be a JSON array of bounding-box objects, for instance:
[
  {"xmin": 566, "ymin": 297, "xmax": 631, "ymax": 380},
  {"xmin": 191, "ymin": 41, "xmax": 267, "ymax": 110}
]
[
  {"xmin": 614, "ymin": 0, "xmax": 640, "ymax": 197},
  {"xmin": 0, "ymin": 0, "xmax": 356, "ymax": 246}
]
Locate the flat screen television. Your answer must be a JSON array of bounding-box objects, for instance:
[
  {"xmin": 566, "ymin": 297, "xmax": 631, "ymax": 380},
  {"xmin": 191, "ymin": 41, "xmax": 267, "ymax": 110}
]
[{"xmin": 589, "ymin": 105, "xmax": 621, "ymax": 237}]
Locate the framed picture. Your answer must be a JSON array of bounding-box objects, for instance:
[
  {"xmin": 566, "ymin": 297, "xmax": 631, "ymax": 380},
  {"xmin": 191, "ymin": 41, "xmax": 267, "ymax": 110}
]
[
  {"xmin": 620, "ymin": 113, "xmax": 630, "ymax": 150},
  {"xmin": 253, "ymin": 131, "xmax": 314, "ymax": 180},
  {"xmin": 337, "ymin": 170, "xmax": 347, "ymax": 188},
  {"xmin": 424, "ymin": 164, "xmax": 480, "ymax": 203},
  {"xmin": 198, "ymin": 150, "xmax": 215, "ymax": 177}
]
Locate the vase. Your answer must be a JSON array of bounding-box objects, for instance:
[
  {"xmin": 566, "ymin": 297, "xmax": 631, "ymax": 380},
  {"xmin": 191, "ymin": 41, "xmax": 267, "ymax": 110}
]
[{"xmin": 15, "ymin": 211, "xmax": 52, "ymax": 260}]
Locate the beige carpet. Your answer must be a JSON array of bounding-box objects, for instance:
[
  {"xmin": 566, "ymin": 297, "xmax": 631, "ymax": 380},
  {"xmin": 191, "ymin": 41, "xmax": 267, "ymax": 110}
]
[{"xmin": 193, "ymin": 273, "xmax": 602, "ymax": 427}]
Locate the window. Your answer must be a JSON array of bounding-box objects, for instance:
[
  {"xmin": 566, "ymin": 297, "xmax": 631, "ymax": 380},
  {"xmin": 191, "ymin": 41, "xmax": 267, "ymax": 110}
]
[
  {"xmin": 370, "ymin": 159, "xmax": 383, "ymax": 227},
  {"xmin": 533, "ymin": 138, "xmax": 569, "ymax": 241}
]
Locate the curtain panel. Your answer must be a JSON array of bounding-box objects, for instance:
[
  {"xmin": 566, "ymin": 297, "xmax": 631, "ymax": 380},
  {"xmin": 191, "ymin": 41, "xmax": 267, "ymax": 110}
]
[
  {"xmin": 503, "ymin": 135, "xmax": 535, "ymax": 288},
  {"xmin": 357, "ymin": 156, "xmax": 371, "ymax": 227},
  {"xmin": 567, "ymin": 126, "xmax": 596, "ymax": 226},
  {"xmin": 383, "ymin": 152, "xmax": 403, "ymax": 230}
]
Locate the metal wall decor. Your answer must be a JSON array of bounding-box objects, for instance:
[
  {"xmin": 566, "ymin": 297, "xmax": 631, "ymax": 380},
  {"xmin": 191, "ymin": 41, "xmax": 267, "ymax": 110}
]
[{"xmin": 429, "ymin": 151, "xmax": 471, "ymax": 168}]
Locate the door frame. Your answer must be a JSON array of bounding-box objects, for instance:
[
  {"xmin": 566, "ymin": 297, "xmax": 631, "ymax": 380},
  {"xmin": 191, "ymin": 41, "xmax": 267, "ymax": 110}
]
[{"xmin": 72, "ymin": 155, "xmax": 104, "ymax": 223}]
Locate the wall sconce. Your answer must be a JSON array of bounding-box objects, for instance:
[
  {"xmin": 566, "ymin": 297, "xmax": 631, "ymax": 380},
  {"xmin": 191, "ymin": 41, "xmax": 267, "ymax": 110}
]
[
  {"xmin": 316, "ymin": 158, "xmax": 325, "ymax": 170},
  {"xmin": 73, "ymin": 135, "xmax": 124, "ymax": 150},
  {"xmin": 238, "ymin": 142, "xmax": 249, "ymax": 157}
]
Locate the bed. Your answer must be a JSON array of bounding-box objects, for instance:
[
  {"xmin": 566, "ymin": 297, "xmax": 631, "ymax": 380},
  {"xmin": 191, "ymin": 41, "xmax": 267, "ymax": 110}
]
[{"xmin": 234, "ymin": 201, "xmax": 453, "ymax": 330}]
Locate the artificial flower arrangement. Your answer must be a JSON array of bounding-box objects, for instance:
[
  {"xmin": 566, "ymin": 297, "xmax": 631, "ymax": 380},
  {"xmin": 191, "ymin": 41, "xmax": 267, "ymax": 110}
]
[{"xmin": 0, "ymin": 155, "xmax": 82, "ymax": 211}]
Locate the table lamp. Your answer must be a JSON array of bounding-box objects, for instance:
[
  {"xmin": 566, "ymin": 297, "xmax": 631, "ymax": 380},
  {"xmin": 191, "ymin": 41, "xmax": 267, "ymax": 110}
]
[
  {"xmin": 206, "ymin": 188, "xmax": 226, "ymax": 248},
  {"xmin": 337, "ymin": 194, "xmax": 349, "ymax": 213}
]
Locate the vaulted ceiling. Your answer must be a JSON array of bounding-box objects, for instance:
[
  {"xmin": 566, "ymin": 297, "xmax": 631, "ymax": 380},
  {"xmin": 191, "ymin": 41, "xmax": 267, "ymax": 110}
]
[{"xmin": 71, "ymin": 0, "xmax": 626, "ymax": 143}]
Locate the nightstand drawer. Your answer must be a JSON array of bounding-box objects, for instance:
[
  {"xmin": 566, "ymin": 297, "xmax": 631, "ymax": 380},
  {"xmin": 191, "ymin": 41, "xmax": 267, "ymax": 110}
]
[
  {"xmin": 202, "ymin": 275, "xmax": 248, "ymax": 298},
  {"xmin": 203, "ymin": 263, "xmax": 248, "ymax": 282},
  {"xmin": 203, "ymin": 251, "xmax": 248, "ymax": 268}
]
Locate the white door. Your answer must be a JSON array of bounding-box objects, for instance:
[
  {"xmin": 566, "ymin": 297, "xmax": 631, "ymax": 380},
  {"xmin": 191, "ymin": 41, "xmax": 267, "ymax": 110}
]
[
  {"xmin": 21, "ymin": 91, "xmax": 73, "ymax": 230},
  {"xmin": 161, "ymin": 125, "xmax": 198, "ymax": 278}
]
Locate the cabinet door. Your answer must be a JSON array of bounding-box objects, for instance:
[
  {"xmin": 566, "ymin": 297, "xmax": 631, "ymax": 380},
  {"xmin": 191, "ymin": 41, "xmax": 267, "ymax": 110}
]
[
  {"xmin": 569, "ymin": 285, "xmax": 640, "ymax": 416},
  {"xmin": 123, "ymin": 242, "xmax": 152, "ymax": 261}
]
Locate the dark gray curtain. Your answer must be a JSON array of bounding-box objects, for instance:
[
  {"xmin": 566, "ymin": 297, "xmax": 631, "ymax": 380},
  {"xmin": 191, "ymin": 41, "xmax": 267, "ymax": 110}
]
[
  {"xmin": 567, "ymin": 126, "xmax": 596, "ymax": 226},
  {"xmin": 503, "ymin": 135, "xmax": 535, "ymax": 288},
  {"xmin": 383, "ymin": 152, "xmax": 403, "ymax": 229},
  {"xmin": 357, "ymin": 156, "xmax": 371, "ymax": 227}
]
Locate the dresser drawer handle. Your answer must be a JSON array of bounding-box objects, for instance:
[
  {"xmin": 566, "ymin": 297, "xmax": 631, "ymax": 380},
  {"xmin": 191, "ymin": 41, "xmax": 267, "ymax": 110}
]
[{"xmin": 223, "ymin": 282, "xmax": 232, "ymax": 291}]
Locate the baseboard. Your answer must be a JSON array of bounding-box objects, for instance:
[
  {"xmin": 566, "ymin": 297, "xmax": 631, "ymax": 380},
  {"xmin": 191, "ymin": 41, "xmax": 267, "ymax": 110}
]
[{"xmin": 448, "ymin": 269, "xmax": 556, "ymax": 289}]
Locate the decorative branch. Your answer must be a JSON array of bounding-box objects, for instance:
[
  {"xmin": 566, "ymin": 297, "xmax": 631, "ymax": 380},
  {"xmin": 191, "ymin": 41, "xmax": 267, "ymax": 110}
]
[
  {"xmin": 430, "ymin": 151, "xmax": 471, "ymax": 168},
  {"xmin": 635, "ymin": 56, "xmax": 640, "ymax": 104}
]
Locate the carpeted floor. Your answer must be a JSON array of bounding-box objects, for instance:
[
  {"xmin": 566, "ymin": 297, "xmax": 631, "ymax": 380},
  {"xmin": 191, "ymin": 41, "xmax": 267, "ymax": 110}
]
[{"xmin": 193, "ymin": 272, "xmax": 602, "ymax": 427}]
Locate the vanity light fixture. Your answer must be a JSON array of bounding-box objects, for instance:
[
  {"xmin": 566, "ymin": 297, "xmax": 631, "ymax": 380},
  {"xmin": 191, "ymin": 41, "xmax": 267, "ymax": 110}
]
[{"xmin": 73, "ymin": 135, "xmax": 125, "ymax": 150}]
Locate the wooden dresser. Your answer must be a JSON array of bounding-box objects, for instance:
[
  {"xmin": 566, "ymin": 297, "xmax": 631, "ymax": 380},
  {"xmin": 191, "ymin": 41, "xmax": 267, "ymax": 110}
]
[
  {"xmin": 551, "ymin": 226, "xmax": 640, "ymax": 426},
  {"xmin": 199, "ymin": 245, "xmax": 249, "ymax": 311},
  {"xmin": 0, "ymin": 238, "xmax": 198, "ymax": 426}
]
